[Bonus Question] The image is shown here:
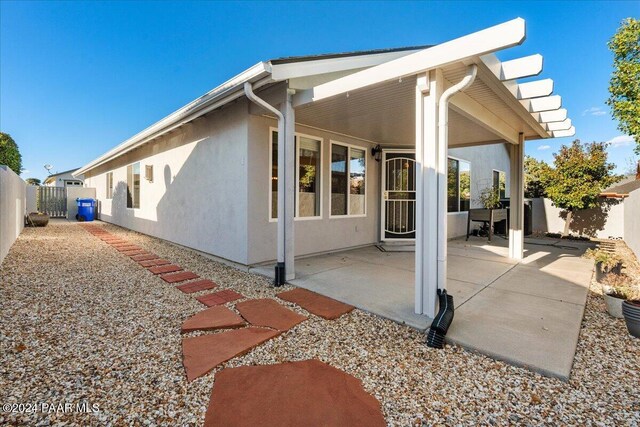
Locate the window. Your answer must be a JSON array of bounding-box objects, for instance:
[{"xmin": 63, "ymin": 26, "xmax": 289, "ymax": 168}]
[
  {"xmin": 493, "ymin": 170, "xmax": 506, "ymax": 199},
  {"xmin": 270, "ymin": 130, "xmax": 322, "ymax": 219},
  {"xmin": 331, "ymin": 143, "xmax": 366, "ymax": 216},
  {"xmin": 127, "ymin": 163, "xmax": 140, "ymax": 208},
  {"xmin": 145, "ymin": 165, "xmax": 154, "ymax": 183},
  {"xmin": 447, "ymin": 157, "xmax": 471, "ymax": 213},
  {"xmin": 297, "ymin": 137, "xmax": 321, "ymax": 217},
  {"xmin": 106, "ymin": 172, "xmax": 113, "ymax": 199}
]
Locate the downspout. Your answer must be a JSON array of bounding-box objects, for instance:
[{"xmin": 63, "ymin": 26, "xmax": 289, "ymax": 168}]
[
  {"xmin": 427, "ymin": 64, "xmax": 477, "ymax": 349},
  {"xmin": 436, "ymin": 64, "xmax": 477, "ymax": 291},
  {"xmin": 244, "ymin": 82, "xmax": 287, "ymax": 286}
]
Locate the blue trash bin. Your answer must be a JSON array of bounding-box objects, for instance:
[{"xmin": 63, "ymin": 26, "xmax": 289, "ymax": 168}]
[{"xmin": 76, "ymin": 198, "xmax": 96, "ymax": 222}]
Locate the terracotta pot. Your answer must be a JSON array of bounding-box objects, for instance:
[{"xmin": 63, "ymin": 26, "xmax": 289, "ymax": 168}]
[
  {"xmin": 27, "ymin": 212, "xmax": 49, "ymax": 227},
  {"xmin": 622, "ymin": 300, "xmax": 640, "ymax": 338}
]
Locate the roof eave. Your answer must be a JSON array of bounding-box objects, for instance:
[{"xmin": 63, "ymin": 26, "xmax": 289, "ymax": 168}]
[{"xmin": 75, "ymin": 62, "xmax": 272, "ymax": 176}]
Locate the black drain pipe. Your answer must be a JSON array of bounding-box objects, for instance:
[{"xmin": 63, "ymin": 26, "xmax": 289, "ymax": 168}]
[{"xmin": 426, "ymin": 289, "xmax": 454, "ymax": 349}]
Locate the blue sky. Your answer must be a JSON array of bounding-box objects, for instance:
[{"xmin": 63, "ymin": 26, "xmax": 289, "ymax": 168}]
[{"xmin": 1, "ymin": 1, "xmax": 638, "ymax": 180}]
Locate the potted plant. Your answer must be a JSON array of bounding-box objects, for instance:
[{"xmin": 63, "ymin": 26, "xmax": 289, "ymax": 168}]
[
  {"xmin": 622, "ymin": 299, "xmax": 640, "ymax": 338},
  {"xmin": 477, "ymin": 186, "xmax": 501, "ymax": 210},
  {"xmin": 600, "ymin": 274, "xmax": 634, "ymax": 318},
  {"xmin": 26, "ymin": 212, "xmax": 49, "ymax": 227},
  {"xmin": 584, "ymin": 248, "xmax": 623, "ymax": 281}
]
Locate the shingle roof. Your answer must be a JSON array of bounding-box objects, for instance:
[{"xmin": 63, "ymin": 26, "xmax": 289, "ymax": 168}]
[{"xmin": 269, "ymin": 45, "xmax": 432, "ymax": 64}]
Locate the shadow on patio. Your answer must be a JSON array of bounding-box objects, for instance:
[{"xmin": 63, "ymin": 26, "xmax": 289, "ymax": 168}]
[{"xmin": 250, "ymin": 236, "xmax": 596, "ymax": 380}]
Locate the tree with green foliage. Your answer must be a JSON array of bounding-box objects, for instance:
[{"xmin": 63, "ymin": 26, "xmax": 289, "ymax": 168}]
[
  {"xmin": 524, "ymin": 155, "xmax": 548, "ymax": 198},
  {"xmin": 0, "ymin": 132, "xmax": 22, "ymax": 175},
  {"xmin": 607, "ymin": 18, "xmax": 640, "ymax": 154},
  {"xmin": 25, "ymin": 178, "xmax": 41, "ymax": 186},
  {"xmin": 540, "ymin": 140, "xmax": 621, "ymax": 236}
]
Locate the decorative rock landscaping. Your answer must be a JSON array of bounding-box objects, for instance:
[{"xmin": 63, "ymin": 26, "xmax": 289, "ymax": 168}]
[{"xmin": 1, "ymin": 220, "xmax": 638, "ymax": 426}]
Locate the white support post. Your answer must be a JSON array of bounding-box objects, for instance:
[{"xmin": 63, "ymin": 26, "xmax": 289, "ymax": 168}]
[
  {"xmin": 509, "ymin": 132, "xmax": 525, "ymax": 260},
  {"xmin": 415, "ymin": 69, "xmax": 443, "ymax": 318},
  {"xmin": 284, "ymin": 88, "xmax": 296, "ymax": 280}
]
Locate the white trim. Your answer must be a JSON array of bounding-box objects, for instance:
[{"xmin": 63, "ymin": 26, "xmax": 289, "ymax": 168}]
[
  {"xmin": 269, "ymin": 127, "xmax": 324, "ymax": 222},
  {"xmin": 329, "ymin": 140, "xmax": 368, "ymax": 218},
  {"xmin": 76, "ymin": 63, "xmax": 272, "ymax": 176},
  {"xmin": 294, "ymin": 18, "xmax": 527, "ymax": 107}
]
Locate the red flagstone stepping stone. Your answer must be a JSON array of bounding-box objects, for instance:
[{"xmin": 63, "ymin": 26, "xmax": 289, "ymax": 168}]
[
  {"xmin": 149, "ymin": 264, "xmax": 183, "ymax": 275},
  {"xmin": 181, "ymin": 306, "xmax": 245, "ymax": 333},
  {"xmin": 122, "ymin": 249, "xmax": 147, "ymax": 256},
  {"xmin": 182, "ymin": 327, "xmax": 280, "ymax": 381},
  {"xmin": 203, "ymin": 359, "xmax": 386, "ymax": 426},
  {"xmin": 138, "ymin": 259, "xmax": 171, "ymax": 267},
  {"xmin": 277, "ymin": 288, "xmax": 354, "ymax": 320},
  {"xmin": 161, "ymin": 271, "xmax": 199, "ymax": 283},
  {"xmin": 176, "ymin": 279, "xmax": 218, "ymax": 294},
  {"xmin": 196, "ymin": 289, "xmax": 243, "ymax": 307},
  {"xmin": 235, "ymin": 298, "xmax": 307, "ymax": 331},
  {"xmin": 116, "ymin": 245, "xmax": 142, "ymax": 252},
  {"xmin": 106, "ymin": 241, "xmax": 129, "ymax": 246},
  {"xmin": 131, "ymin": 254, "xmax": 158, "ymax": 261}
]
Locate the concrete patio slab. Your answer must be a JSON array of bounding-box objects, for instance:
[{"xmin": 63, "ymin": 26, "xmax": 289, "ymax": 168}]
[
  {"xmin": 251, "ymin": 237, "xmax": 594, "ymax": 378},
  {"xmin": 447, "ymin": 286, "xmax": 587, "ymax": 380}
]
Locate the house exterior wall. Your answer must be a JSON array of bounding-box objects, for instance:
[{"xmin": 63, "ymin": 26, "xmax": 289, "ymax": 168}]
[
  {"xmin": 448, "ymin": 143, "xmax": 511, "ymax": 237},
  {"xmin": 246, "ymin": 114, "xmax": 382, "ymax": 265},
  {"xmin": 0, "ymin": 166, "xmax": 26, "ymax": 265},
  {"xmin": 84, "ymin": 101, "xmax": 250, "ymax": 265},
  {"xmin": 623, "ymin": 189, "xmax": 640, "ymax": 258}
]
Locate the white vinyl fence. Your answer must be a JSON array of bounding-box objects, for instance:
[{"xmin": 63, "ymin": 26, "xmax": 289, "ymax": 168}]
[
  {"xmin": 623, "ymin": 190, "xmax": 640, "ymax": 259},
  {"xmin": 0, "ymin": 166, "xmax": 26, "ymax": 265}
]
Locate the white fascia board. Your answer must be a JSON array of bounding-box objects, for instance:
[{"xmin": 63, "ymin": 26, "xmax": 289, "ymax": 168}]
[
  {"xmin": 294, "ymin": 17, "xmax": 527, "ymax": 106},
  {"xmin": 520, "ymin": 95, "xmax": 561, "ymax": 112},
  {"xmin": 76, "ymin": 62, "xmax": 271, "ymax": 176},
  {"xmin": 546, "ymin": 118, "xmax": 572, "ymax": 131},
  {"xmin": 270, "ymin": 49, "xmax": 424, "ymax": 81},
  {"xmin": 531, "ymin": 108, "xmax": 567, "ymax": 123},
  {"xmin": 517, "ymin": 79, "xmax": 554, "ymax": 99},
  {"xmin": 494, "ymin": 54, "xmax": 543, "ymax": 81},
  {"xmin": 552, "ymin": 126, "xmax": 576, "ymax": 138}
]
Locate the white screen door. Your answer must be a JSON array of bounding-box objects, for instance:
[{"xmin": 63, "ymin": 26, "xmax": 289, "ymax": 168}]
[{"xmin": 381, "ymin": 151, "xmax": 416, "ymax": 241}]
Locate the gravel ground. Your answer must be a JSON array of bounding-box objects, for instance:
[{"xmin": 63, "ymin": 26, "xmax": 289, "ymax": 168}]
[{"xmin": 1, "ymin": 220, "xmax": 638, "ymax": 426}]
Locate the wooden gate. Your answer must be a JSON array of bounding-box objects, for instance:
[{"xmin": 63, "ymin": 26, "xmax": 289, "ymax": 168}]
[{"xmin": 38, "ymin": 187, "xmax": 67, "ymax": 217}]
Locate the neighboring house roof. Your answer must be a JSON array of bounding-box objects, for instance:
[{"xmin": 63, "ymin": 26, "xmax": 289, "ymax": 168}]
[
  {"xmin": 43, "ymin": 168, "xmax": 82, "ymax": 184},
  {"xmin": 600, "ymin": 175, "xmax": 640, "ymax": 198}
]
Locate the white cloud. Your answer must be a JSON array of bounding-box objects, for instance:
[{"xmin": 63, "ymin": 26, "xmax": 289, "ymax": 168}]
[
  {"xmin": 606, "ymin": 135, "xmax": 634, "ymax": 148},
  {"xmin": 537, "ymin": 145, "xmax": 551, "ymax": 150},
  {"xmin": 581, "ymin": 106, "xmax": 607, "ymax": 116}
]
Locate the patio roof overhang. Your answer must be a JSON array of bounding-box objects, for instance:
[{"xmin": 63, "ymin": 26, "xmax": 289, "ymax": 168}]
[{"xmin": 290, "ymin": 18, "xmax": 574, "ymax": 147}]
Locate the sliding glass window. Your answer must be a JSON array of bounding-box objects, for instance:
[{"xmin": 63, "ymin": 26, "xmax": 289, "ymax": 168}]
[
  {"xmin": 127, "ymin": 163, "xmax": 140, "ymax": 209},
  {"xmin": 271, "ymin": 131, "xmax": 322, "ymax": 219},
  {"xmin": 447, "ymin": 158, "xmax": 470, "ymax": 213},
  {"xmin": 331, "ymin": 143, "xmax": 366, "ymax": 216}
]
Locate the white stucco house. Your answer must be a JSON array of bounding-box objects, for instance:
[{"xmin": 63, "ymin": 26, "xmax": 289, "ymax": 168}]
[
  {"xmin": 77, "ymin": 18, "xmax": 574, "ymax": 319},
  {"xmin": 43, "ymin": 168, "xmax": 84, "ymax": 187}
]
